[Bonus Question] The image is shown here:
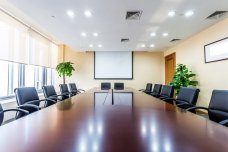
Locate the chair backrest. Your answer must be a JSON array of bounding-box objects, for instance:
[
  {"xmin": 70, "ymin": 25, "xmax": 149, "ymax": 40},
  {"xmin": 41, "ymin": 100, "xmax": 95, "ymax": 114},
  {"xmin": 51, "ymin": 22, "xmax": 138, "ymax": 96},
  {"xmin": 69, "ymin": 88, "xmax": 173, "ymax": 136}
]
[
  {"xmin": 176, "ymin": 87, "xmax": 200, "ymax": 105},
  {"xmin": 101, "ymin": 82, "xmax": 111, "ymax": 90},
  {"xmin": 160, "ymin": 85, "xmax": 174, "ymax": 98},
  {"xmin": 42, "ymin": 85, "xmax": 57, "ymax": 99},
  {"xmin": 59, "ymin": 84, "xmax": 70, "ymax": 100},
  {"xmin": 152, "ymin": 84, "xmax": 162, "ymax": 94},
  {"xmin": 114, "ymin": 83, "xmax": 124, "ymax": 90},
  {"xmin": 14, "ymin": 87, "xmax": 40, "ymax": 106},
  {"xmin": 0, "ymin": 104, "xmax": 4, "ymax": 125},
  {"xmin": 14, "ymin": 87, "xmax": 40, "ymax": 115},
  {"xmin": 145, "ymin": 83, "xmax": 152, "ymax": 92},
  {"xmin": 208, "ymin": 90, "xmax": 228, "ymax": 123},
  {"xmin": 69, "ymin": 83, "xmax": 77, "ymax": 95}
]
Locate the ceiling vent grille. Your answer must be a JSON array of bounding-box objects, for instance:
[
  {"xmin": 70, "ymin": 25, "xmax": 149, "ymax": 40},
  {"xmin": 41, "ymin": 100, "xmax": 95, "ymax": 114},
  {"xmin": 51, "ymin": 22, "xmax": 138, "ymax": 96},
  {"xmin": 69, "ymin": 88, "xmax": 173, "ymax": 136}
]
[
  {"xmin": 206, "ymin": 11, "xmax": 228, "ymax": 19},
  {"xmin": 170, "ymin": 39, "xmax": 181, "ymax": 42},
  {"xmin": 121, "ymin": 38, "xmax": 130, "ymax": 42},
  {"xmin": 126, "ymin": 11, "xmax": 142, "ymax": 20}
]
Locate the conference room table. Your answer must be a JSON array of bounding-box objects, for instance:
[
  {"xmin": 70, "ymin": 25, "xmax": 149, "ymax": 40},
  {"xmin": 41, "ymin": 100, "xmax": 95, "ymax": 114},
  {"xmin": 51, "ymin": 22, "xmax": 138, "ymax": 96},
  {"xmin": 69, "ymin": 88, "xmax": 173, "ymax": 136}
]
[{"xmin": 0, "ymin": 88, "xmax": 228, "ymax": 152}]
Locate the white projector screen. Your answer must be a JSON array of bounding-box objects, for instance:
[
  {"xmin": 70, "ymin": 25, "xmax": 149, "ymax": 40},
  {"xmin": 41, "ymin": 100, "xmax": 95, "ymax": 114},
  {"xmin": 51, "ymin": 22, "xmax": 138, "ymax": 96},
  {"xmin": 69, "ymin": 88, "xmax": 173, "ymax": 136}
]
[{"xmin": 94, "ymin": 51, "xmax": 133, "ymax": 79}]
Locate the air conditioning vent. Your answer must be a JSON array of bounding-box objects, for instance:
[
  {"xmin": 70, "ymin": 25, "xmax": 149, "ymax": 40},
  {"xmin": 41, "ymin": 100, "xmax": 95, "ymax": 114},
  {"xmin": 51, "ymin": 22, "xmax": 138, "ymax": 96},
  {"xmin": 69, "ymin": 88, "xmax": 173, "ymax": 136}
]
[
  {"xmin": 121, "ymin": 38, "xmax": 130, "ymax": 42},
  {"xmin": 126, "ymin": 11, "xmax": 142, "ymax": 20},
  {"xmin": 206, "ymin": 11, "xmax": 228, "ymax": 19},
  {"xmin": 170, "ymin": 39, "xmax": 181, "ymax": 42}
]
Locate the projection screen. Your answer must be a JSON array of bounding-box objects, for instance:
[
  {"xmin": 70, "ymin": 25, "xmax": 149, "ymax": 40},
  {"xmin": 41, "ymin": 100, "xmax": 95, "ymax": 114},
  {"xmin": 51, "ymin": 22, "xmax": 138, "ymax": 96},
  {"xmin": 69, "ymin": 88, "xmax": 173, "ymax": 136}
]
[{"xmin": 94, "ymin": 51, "xmax": 133, "ymax": 79}]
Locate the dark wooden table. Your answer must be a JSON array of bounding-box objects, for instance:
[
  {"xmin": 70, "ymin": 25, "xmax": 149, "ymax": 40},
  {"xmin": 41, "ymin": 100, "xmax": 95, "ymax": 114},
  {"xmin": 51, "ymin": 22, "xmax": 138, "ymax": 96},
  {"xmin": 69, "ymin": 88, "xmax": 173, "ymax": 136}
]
[{"xmin": 0, "ymin": 88, "xmax": 228, "ymax": 152}]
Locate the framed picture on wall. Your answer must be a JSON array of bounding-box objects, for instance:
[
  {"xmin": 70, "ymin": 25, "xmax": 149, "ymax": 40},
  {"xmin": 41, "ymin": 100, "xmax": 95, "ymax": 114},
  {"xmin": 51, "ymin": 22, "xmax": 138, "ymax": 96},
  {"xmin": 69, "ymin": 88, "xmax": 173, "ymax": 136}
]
[{"xmin": 204, "ymin": 37, "xmax": 228, "ymax": 63}]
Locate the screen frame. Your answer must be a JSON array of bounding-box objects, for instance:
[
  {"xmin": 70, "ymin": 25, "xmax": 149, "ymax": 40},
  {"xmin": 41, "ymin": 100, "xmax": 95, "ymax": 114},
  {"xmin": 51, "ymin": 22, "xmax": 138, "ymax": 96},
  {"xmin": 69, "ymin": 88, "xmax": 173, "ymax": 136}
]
[
  {"xmin": 94, "ymin": 51, "xmax": 134, "ymax": 80},
  {"xmin": 204, "ymin": 37, "xmax": 228, "ymax": 63}
]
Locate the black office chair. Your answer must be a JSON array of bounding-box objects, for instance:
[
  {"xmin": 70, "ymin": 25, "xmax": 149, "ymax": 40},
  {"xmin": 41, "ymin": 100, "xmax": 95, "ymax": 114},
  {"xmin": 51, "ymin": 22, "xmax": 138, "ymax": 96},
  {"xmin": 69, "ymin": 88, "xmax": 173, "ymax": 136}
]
[
  {"xmin": 187, "ymin": 90, "xmax": 228, "ymax": 127},
  {"xmin": 0, "ymin": 104, "xmax": 29, "ymax": 126},
  {"xmin": 101, "ymin": 82, "xmax": 111, "ymax": 90},
  {"xmin": 69, "ymin": 83, "xmax": 85, "ymax": 96},
  {"xmin": 163, "ymin": 87, "xmax": 200, "ymax": 109},
  {"xmin": 42, "ymin": 85, "xmax": 65, "ymax": 102},
  {"xmin": 150, "ymin": 84, "xmax": 162, "ymax": 97},
  {"xmin": 114, "ymin": 83, "xmax": 124, "ymax": 90},
  {"xmin": 139, "ymin": 83, "xmax": 152, "ymax": 94},
  {"xmin": 59, "ymin": 84, "xmax": 72, "ymax": 100},
  {"xmin": 159, "ymin": 85, "xmax": 174, "ymax": 100},
  {"xmin": 14, "ymin": 87, "xmax": 56, "ymax": 117}
]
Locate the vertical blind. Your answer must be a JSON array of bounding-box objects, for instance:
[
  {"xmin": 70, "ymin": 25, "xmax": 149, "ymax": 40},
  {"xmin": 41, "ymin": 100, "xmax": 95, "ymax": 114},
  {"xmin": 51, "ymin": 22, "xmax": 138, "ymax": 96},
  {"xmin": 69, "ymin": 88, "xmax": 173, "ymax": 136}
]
[{"xmin": 0, "ymin": 10, "xmax": 58, "ymax": 68}]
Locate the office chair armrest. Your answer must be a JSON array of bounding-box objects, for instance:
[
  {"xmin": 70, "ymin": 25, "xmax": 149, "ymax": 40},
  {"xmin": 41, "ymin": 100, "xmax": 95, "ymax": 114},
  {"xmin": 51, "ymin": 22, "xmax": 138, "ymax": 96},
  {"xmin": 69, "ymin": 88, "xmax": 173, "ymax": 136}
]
[
  {"xmin": 138, "ymin": 89, "xmax": 145, "ymax": 91},
  {"xmin": 2, "ymin": 109, "xmax": 29, "ymax": 115},
  {"xmin": 163, "ymin": 97, "xmax": 175, "ymax": 101},
  {"xmin": 48, "ymin": 96, "xmax": 62, "ymax": 101},
  {"xmin": 219, "ymin": 119, "xmax": 228, "ymax": 126},
  {"xmin": 78, "ymin": 89, "xmax": 85, "ymax": 92},
  {"xmin": 159, "ymin": 96, "xmax": 170, "ymax": 100},
  {"xmin": 176, "ymin": 102, "xmax": 191, "ymax": 107},
  {"xmin": 186, "ymin": 106, "xmax": 209, "ymax": 112},
  {"xmin": 18, "ymin": 104, "xmax": 40, "ymax": 110},
  {"xmin": 44, "ymin": 98, "xmax": 57, "ymax": 103}
]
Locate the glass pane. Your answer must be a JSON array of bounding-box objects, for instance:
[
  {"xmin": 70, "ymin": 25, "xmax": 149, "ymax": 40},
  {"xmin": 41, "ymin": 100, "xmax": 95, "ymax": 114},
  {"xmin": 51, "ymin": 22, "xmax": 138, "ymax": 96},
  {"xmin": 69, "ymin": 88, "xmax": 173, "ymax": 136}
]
[
  {"xmin": 36, "ymin": 66, "xmax": 43, "ymax": 90},
  {"xmin": 52, "ymin": 69, "xmax": 58, "ymax": 85},
  {"xmin": 0, "ymin": 60, "xmax": 8, "ymax": 97},
  {"xmin": 8, "ymin": 62, "xmax": 19, "ymax": 96},
  {"xmin": 46, "ymin": 68, "xmax": 52, "ymax": 85},
  {"xmin": 24, "ymin": 65, "xmax": 35, "ymax": 87}
]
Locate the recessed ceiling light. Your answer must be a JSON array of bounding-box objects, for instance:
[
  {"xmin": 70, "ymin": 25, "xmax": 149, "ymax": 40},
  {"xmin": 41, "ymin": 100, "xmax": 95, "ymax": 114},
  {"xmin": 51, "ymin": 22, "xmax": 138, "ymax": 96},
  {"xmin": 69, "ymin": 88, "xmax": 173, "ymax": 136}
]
[
  {"xmin": 98, "ymin": 44, "xmax": 102, "ymax": 48},
  {"xmin": 168, "ymin": 11, "xmax": 175, "ymax": 17},
  {"xmin": 84, "ymin": 10, "xmax": 92, "ymax": 17},
  {"xmin": 163, "ymin": 33, "xmax": 169, "ymax": 37},
  {"xmin": 150, "ymin": 32, "xmax": 156, "ymax": 37},
  {"xmin": 93, "ymin": 33, "xmax": 98, "ymax": 37},
  {"xmin": 185, "ymin": 10, "xmax": 194, "ymax": 17},
  {"xmin": 141, "ymin": 44, "xmax": 146, "ymax": 48},
  {"xmin": 81, "ymin": 32, "xmax": 87, "ymax": 37},
  {"xmin": 67, "ymin": 10, "xmax": 75, "ymax": 17},
  {"xmin": 89, "ymin": 44, "xmax": 93, "ymax": 48},
  {"xmin": 150, "ymin": 44, "xmax": 155, "ymax": 48}
]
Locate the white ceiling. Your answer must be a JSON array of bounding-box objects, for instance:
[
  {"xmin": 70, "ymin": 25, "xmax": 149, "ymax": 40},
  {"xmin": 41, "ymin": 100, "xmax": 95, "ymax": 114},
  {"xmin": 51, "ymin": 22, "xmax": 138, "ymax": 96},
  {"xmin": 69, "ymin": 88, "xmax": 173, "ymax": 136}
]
[{"xmin": 1, "ymin": 0, "xmax": 228, "ymax": 52}]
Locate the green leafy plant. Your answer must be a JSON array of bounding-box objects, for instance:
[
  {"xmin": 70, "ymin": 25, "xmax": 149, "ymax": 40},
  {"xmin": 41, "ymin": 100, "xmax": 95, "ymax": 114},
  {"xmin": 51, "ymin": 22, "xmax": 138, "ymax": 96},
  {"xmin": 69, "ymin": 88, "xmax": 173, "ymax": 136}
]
[
  {"xmin": 170, "ymin": 64, "xmax": 198, "ymax": 95},
  {"xmin": 56, "ymin": 62, "xmax": 75, "ymax": 84}
]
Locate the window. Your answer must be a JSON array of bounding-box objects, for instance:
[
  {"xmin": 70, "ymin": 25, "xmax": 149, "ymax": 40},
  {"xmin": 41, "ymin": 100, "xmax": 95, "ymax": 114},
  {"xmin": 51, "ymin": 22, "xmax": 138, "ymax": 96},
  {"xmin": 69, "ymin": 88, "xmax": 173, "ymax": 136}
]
[{"xmin": 0, "ymin": 62, "xmax": 56, "ymax": 100}]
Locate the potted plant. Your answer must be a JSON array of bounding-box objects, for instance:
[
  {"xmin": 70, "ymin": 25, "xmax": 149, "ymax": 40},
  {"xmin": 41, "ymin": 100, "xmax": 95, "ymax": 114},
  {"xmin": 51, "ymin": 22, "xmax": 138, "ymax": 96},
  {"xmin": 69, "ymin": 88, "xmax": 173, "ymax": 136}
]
[
  {"xmin": 170, "ymin": 64, "xmax": 198, "ymax": 95},
  {"xmin": 56, "ymin": 62, "xmax": 75, "ymax": 84}
]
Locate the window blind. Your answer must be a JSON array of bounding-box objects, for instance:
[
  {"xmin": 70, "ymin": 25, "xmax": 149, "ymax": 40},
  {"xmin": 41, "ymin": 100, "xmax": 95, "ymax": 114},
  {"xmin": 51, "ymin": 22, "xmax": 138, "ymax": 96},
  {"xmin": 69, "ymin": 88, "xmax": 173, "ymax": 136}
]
[{"xmin": 0, "ymin": 11, "xmax": 29, "ymax": 64}]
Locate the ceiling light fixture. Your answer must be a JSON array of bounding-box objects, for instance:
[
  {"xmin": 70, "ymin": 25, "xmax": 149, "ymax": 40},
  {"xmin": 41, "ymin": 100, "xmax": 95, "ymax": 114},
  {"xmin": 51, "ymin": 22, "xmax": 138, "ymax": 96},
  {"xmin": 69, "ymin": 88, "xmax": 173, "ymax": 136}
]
[
  {"xmin": 67, "ymin": 10, "xmax": 75, "ymax": 17},
  {"xmin": 93, "ymin": 33, "xmax": 98, "ymax": 37},
  {"xmin": 150, "ymin": 44, "xmax": 155, "ymax": 48},
  {"xmin": 98, "ymin": 44, "xmax": 102, "ymax": 48},
  {"xmin": 168, "ymin": 11, "xmax": 175, "ymax": 17},
  {"xmin": 185, "ymin": 10, "xmax": 194, "ymax": 17},
  {"xmin": 84, "ymin": 10, "xmax": 92, "ymax": 17},
  {"xmin": 141, "ymin": 44, "xmax": 146, "ymax": 48},
  {"xmin": 150, "ymin": 32, "xmax": 156, "ymax": 37},
  {"xmin": 89, "ymin": 44, "xmax": 93, "ymax": 48},
  {"xmin": 163, "ymin": 33, "xmax": 169, "ymax": 37},
  {"xmin": 81, "ymin": 32, "xmax": 87, "ymax": 37}
]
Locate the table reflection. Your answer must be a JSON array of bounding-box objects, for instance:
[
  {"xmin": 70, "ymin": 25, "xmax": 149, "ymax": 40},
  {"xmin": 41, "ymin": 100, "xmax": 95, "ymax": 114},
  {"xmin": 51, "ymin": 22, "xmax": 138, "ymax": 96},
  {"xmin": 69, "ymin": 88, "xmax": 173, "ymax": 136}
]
[
  {"xmin": 76, "ymin": 117, "xmax": 104, "ymax": 152},
  {"xmin": 140, "ymin": 114, "xmax": 173, "ymax": 152},
  {"xmin": 94, "ymin": 92, "xmax": 133, "ymax": 106}
]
